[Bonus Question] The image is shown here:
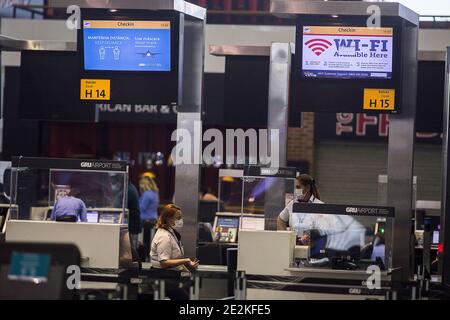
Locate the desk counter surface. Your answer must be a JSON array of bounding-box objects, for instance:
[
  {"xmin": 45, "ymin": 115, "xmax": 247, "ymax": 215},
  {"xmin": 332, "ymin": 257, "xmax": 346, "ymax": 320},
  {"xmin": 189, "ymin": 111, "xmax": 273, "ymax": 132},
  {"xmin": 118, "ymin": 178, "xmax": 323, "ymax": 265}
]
[{"xmin": 285, "ymin": 267, "xmax": 393, "ymax": 281}]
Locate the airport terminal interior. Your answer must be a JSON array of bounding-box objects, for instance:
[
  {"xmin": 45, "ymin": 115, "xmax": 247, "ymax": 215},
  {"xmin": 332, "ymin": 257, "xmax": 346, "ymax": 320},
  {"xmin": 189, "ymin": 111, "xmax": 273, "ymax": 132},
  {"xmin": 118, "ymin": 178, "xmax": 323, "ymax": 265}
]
[{"xmin": 0, "ymin": 0, "xmax": 450, "ymax": 301}]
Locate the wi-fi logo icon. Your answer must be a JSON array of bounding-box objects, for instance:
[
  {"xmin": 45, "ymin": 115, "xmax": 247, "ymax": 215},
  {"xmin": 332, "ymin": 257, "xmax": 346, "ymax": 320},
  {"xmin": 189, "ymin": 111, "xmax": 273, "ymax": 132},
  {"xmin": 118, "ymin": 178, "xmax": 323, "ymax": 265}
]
[{"xmin": 305, "ymin": 38, "xmax": 333, "ymax": 56}]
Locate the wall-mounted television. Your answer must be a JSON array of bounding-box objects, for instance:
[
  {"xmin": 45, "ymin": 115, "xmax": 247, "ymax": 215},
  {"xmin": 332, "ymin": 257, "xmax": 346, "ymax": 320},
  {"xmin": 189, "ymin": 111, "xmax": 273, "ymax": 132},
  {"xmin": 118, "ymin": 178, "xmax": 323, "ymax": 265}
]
[
  {"xmin": 293, "ymin": 16, "xmax": 405, "ymax": 114},
  {"xmin": 301, "ymin": 26, "xmax": 394, "ymax": 80},
  {"xmin": 83, "ymin": 20, "xmax": 172, "ymax": 72}
]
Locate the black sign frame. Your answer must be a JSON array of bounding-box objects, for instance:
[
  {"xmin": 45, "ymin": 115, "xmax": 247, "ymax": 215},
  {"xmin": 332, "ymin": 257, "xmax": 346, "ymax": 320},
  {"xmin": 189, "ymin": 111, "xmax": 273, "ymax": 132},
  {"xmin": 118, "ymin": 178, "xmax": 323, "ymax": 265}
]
[
  {"xmin": 11, "ymin": 157, "xmax": 128, "ymax": 172},
  {"xmin": 242, "ymin": 166, "xmax": 297, "ymax": 179},
  {"xmin": 293, "ymin": 15, "xmax": 404, "ymax": 115},
  {"xmin": 293, "ymin": 203, "xmax": 395, "ymax": 218},
  {"xmin": 77, "ymin": 9, "xmax": 181, "ymax": 108}
]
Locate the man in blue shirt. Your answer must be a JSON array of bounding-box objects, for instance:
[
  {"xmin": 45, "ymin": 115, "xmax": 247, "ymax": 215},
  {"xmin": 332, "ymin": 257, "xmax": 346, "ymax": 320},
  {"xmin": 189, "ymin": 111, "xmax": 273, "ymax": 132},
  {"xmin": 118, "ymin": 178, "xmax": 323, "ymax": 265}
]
[{"xmin": 51, "ymin": 191, "xmax": 88, "ymax": 222}]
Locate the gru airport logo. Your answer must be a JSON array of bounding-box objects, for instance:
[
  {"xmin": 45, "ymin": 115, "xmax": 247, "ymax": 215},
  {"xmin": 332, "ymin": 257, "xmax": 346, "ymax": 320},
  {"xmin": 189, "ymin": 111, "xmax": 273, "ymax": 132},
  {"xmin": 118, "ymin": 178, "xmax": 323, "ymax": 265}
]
[{"xmin": 80, "ymin": 162, "xmax": 116, "ymax": 170}]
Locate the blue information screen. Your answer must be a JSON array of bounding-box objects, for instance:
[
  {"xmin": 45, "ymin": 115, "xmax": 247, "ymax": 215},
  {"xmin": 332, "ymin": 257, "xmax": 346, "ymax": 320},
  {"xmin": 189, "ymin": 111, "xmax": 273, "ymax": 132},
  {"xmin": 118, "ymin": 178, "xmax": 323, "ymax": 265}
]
[
  {"xmin": 83, "ymin": 20, "xmax": 171, "ymax": 72},
  {"xmin": 8, "ymin": 252, "xmax": 51, "ymax": 283}
]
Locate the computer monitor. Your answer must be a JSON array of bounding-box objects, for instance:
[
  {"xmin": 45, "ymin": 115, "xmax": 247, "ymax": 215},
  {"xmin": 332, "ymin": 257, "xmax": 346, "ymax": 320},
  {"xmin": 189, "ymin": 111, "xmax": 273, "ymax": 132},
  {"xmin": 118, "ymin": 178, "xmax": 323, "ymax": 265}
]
[
  {"xmin": 240, "ymin": 216, "xmax": 265, "ymax": 231},
  {"xmin": 99, "ymin": 213, "xmax": 120, "ymax": 224},
  {"xmin": 213, "ymin": 216, "xmax": 240, "ymax": 243},
  {"xmin": 433, "ymin": 230, "xmax": 440, "ymax": 245},
  {"xmin": 0, "ymin": 243, "xmax": 81, "ymax": 300},
  {"xmin": 86, "ymin": 212, "xmax": 99, "ymax": 223},
  {"xmin": 82, "ymin": 20, "xmax": 172, "ymax": 72},
  {"xmin": 77, "ymin": 211, "xmax": 99, "ymax": 223},
  {"xmin": 300, "ymin": 26, "xmax": 394, "ymax": 80},
  {"xmin": 199, "ymin": 201, "xmax": 219, "ymax": 224}
]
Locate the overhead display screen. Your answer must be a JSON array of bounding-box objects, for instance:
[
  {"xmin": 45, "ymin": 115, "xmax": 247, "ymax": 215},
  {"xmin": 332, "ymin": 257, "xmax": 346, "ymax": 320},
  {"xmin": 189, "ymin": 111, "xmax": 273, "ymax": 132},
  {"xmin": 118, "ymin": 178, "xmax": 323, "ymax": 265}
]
[
  {"xmin": 301, "ymin": 26, "xmax": 394, "ymax": 79},
  {"xmin": 83, "ymin": 20, "xmax": 171, "ymax": 72}
]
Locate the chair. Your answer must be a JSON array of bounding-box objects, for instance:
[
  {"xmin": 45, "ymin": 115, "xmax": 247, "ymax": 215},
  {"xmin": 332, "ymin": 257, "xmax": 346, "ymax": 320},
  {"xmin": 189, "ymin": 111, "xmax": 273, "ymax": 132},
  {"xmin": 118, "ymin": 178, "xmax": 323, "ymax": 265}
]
[
  {"xmin": 55, "ymin": 215, "xmax": 77, "ymax": 223},
  {"xmin": 198, "ymin": 201, "xmax": 220, "ymax": 224}
]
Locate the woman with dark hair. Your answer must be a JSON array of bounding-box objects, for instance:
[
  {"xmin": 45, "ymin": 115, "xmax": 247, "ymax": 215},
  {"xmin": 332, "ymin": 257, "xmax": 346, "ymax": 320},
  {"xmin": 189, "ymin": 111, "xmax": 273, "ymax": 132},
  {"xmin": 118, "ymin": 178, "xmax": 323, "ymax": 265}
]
[
  {"xmin": 278, "ymin": 175, "xmax": 365, "ymax": 256},
  {"xmin": 277, "ymin": 174, "xmax": 324, "ymax": 231}
]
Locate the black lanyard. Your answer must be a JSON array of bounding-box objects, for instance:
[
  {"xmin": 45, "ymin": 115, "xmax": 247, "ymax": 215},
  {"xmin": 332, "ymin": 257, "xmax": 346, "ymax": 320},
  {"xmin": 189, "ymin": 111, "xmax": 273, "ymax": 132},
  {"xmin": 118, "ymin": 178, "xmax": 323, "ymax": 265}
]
[{"xmin": 167, "ymin": 229, "xmax": 184, "ymax": 255}]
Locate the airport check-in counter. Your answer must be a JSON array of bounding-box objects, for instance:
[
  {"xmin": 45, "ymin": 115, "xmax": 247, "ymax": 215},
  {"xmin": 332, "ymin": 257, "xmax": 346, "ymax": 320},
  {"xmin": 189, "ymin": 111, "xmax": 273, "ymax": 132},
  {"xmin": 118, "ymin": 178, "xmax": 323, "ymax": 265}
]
[
  {"xmin": 198, "ymin": 166, "xmax": 297, "ymax": 265},
  {"xmin": 195, "ymin": 166, "xmax": 298, "ymax": 298},
  {"xmin": 4, "ymin": 157, "xmax": 132, "ymax": 269},
  {"xmin": 0, "ymin": 205, "xmax": 13, "ymax": 243},
  {"xmin": 237, "ymin": 203, "xmax": 398, "ymax": 300}
]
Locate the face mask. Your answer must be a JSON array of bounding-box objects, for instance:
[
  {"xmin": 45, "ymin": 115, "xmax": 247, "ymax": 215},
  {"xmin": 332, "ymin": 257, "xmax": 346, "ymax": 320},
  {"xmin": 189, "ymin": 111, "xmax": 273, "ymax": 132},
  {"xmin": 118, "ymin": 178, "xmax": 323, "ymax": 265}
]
[
  {"xmin": 295, "ymin": 188, "xmax": 304, "ymax": 199},
  {"xmin": 173, "ymin": 219, "xmax": 184, "ymax": 230}
]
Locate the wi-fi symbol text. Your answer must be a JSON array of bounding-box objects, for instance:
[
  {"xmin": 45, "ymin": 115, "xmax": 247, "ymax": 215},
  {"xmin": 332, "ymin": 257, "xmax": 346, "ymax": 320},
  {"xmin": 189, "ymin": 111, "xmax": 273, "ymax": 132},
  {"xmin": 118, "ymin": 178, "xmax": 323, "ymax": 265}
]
[{"xmin": 305, "ymin": 38, "xmax": 333, "ymax": 56}]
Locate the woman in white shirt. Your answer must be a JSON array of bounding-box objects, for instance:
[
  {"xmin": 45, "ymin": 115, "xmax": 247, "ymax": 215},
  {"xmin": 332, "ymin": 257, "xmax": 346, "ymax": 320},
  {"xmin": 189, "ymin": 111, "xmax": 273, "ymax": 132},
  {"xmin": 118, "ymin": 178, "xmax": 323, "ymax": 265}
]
[
  {"xmin": 277, "ymin": 174, "xmax": 324, "ymax": 232},
  {"xmin": 278, "ymin": 175, "xmax": 365, "ymax": 256},
  {"xmin": 151, "ymin": 204, "xmax": 199, "ymax": 271},
  {"xmin": 150, "ymin": 204, "xmax": 199, "ymax": 300}
]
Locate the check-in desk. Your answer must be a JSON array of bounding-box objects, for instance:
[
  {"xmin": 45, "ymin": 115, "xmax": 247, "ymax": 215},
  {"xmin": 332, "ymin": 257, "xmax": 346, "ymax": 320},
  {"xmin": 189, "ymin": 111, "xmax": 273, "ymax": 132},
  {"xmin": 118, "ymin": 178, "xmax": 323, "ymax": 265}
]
[
  {"xmin": 238, "ymin": 230, "xmax": 397, "ymax": 300},
  {"xmin": 6, "ymin": 220, "xmax": 126, "ymax": 269},
  {"xmin": 0, "ymin": 205, "xmax": 12, "ymax": 243},
  {"xmin": 247, "ymin": 268, "xmax": 394, "ymax": 300},
  {"xmin": 77, "ymin": 264, "xmax": 240, "ymax": 300},
  {"xmin": 4, "ymin": 157, "xmax": 131, "ymax": 269}
]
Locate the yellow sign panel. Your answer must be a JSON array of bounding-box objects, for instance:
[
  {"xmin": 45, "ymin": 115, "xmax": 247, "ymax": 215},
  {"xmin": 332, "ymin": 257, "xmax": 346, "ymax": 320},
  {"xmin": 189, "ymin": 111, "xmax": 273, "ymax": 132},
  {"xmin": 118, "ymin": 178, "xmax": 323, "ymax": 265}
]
[
  {"xmin": 363, "ymin": 89, "xmax": 395, "ymax": 111},
  {"xmin": 80, "ymin": 79, "xmax": 111, "ymax": 101}
]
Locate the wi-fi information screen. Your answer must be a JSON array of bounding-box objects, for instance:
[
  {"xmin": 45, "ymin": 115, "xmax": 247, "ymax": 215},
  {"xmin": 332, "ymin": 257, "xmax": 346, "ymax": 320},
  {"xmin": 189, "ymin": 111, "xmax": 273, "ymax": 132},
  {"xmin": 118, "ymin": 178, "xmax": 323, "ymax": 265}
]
[
  {"xmin": 302, "ymin": 26, "xmax": 393, "ymax": 79},
  {"xmin": 83, "ymin": 20, "xmax": 171, "ymax": 72}
]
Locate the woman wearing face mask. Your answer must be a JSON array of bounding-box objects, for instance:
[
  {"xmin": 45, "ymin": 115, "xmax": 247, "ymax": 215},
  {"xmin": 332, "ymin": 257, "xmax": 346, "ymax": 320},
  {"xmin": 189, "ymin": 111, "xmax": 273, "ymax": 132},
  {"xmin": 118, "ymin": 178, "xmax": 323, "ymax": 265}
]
[
  {"xmin": 150, "ymin": 204, "xmax": 199, "ymax": 300},
  {"xmin": 151, "ymin": 204, "xmax": 199, "ymax": 272},
  {"xmin": 277, "ymin": 174, "xmax": 324, "ymax": 232}
]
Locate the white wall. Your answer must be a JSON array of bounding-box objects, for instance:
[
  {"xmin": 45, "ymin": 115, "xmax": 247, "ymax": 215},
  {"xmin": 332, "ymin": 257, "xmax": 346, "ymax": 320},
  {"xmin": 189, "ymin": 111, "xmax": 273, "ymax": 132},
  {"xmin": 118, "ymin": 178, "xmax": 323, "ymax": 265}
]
[
  {"xmin": 1, "ymin": 19, "xmax": 76, "ymax": 66},
  {"xmin": 389, "ymin": 0, "xmax": 450, "ymax": 17},
  {"xmin": 205, "ymin": 25, "xmax": 295, "ymax": 73},
  {"xmin": 419, "ymin": 29, "xmax": 450, "ymax": 52}
]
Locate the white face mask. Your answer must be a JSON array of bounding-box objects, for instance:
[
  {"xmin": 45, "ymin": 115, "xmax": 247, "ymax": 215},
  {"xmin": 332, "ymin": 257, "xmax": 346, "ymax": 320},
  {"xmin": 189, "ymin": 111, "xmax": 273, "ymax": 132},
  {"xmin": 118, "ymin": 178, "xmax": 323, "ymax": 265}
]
[
  {"xmin": 295, "ymin": 188, "xmax": 304, "ymax": 199},
  {"xmin": 173, "ymin": 219, "xmax": 184, "ymax": 230}
]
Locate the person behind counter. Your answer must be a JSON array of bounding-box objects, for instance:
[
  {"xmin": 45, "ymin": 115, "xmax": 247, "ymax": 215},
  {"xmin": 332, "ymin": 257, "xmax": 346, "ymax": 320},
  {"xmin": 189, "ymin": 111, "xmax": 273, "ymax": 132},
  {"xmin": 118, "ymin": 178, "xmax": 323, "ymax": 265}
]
[
  {"xmin": 127, "ymin": 183, "xmax": 142, "ymax": 251},
  {"xmin": 50, "ymin": 187, "xmax": 87, "ymax": 222},
  {"xmin": 139, "ymin": 175, "xmax": 160, "ymax": 261},
  {"xmin": 199, "ymin": 186, "xmax": 219, "ymax": 202},
  {"xmin": 277, "ymin": 174, "xmax": 324, "ymax": 231},
  {"xmin": 151, "ymin": 204, "xmax": 199, "ymax": 300}
]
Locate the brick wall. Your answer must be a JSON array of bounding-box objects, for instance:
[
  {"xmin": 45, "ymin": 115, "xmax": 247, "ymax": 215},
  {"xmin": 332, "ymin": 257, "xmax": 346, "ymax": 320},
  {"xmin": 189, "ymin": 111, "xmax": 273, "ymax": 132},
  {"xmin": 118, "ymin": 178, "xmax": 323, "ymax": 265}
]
[{"xmin": 287, "ymin": 112, "xmax": 315, "ymax": 174}]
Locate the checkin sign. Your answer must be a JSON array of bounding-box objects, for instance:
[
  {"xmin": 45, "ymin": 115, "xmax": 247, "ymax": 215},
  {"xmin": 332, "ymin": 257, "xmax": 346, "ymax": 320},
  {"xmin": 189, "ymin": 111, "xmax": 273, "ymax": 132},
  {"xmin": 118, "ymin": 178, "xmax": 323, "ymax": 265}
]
[{"xmin": 302, "ymin": 26, "xmax": 394, "ymax": 80}]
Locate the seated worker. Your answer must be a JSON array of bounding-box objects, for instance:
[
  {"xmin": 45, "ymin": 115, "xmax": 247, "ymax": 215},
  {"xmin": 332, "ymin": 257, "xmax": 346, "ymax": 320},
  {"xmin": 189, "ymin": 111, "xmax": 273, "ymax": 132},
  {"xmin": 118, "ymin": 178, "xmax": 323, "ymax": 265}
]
[
  {"xmin": 50, "ymin": 188, "xmax": 87, "ymax": 222},
  {"xmin": 277, "ymin": 174, "xmax": 324, "ymax": 233},
  {"xmin": 151, "ymin": 204, "xmax": 199, "ymax": 300}
]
